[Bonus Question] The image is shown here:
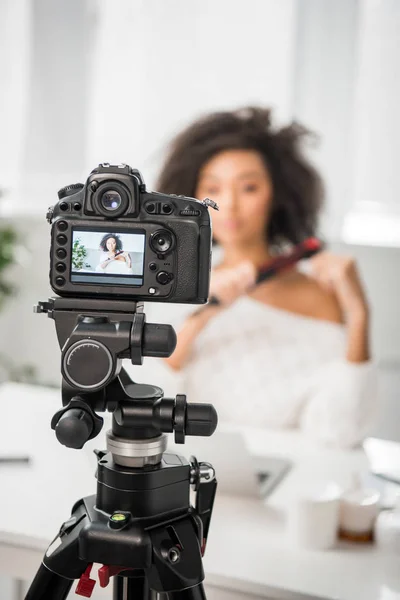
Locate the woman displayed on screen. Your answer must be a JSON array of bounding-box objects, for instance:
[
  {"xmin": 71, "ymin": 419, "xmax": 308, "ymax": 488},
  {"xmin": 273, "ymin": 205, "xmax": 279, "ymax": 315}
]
[
  {"xmin": 158, "ymin": 106, "xmax": 377, "ymax": 449},
  {"xmin": 96, "ymin": 233, "xmax": 133, "ymax": 274}
]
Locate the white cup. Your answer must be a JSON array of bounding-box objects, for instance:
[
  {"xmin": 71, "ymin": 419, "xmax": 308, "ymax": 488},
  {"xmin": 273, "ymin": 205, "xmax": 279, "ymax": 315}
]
[
  {"xmin": 339, "ymin": 488, "xmax": 380, "ymax": 536},
  {"xmin": 287, "ymin": 483, "xmax": 342, "ymax": 550}
]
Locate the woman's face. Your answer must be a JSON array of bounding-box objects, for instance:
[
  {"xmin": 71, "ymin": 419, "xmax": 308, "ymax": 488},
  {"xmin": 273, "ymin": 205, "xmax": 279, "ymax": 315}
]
[
  {"xmin": 106, "ymin": 237, "xmax": 117, "ymax": 252},
  {"xmin": 195, "ymin": 149, "xmax": 273, "ymax": 247}
]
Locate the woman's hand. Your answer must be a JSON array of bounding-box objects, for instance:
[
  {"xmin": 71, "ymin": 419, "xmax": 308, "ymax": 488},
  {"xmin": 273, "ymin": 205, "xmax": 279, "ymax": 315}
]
[
  {"xmin": 309, "ymin": 252, "xmax": 368, "ymax": 324},
  {"xmin": 116, "ymin": 252, "xmax": 131, "ymax": 267},
  {"xmin": 124, "ymin": 252, "xmax": 132, "ymax": 268},
  {"xmin": 100, "ymin": 256, "xmax": 114, "ymax": 269},
  {"xmin": 210, "ymin": 261, "xmax": 257, "ymax": 307},
  {"xmin": 309, "ymin": 252, "xmax": 370, "ymax": 362}
]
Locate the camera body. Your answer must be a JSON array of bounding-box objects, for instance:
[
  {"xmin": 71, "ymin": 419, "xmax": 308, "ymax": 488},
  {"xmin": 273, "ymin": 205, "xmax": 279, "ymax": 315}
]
[{"xmin": 48, "ymin": 164, "xmax": 214, "ymax": 303}]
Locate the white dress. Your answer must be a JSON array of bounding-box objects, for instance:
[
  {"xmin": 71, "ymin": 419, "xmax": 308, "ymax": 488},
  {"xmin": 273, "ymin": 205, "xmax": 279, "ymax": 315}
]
[
  {"xmin": 96, "ymin": 252, "xmax": 133, "ymax": 274},
  {"xmin": 135, "ymin": 297, "xmax": 378, "ymax": 449}
]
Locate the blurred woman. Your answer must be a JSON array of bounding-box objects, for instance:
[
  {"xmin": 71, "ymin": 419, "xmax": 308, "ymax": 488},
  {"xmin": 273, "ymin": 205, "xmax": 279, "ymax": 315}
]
[{"xmin": 157, "ymin": 107, "xmax": 377, "ymax": 448}]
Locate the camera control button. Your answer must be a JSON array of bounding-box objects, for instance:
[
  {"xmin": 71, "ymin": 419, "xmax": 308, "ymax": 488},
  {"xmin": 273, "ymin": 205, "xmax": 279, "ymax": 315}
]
[
  {"xmin": 56, "ymin": 262, "xmax": 66, "ymax": 273},
  {"xmin": 57, "ymin": 220, "xmax": 68, "ymax": 231},
  {"xmin": 156, "ymin": 271, "xmax": 169, "ymax": 285},
  {"xmin": 56, "ymin": 234, "xmax": 67, "ymax": 245},
  {"xmin": 56, "ymin": 248, "xmax": 67, "ymax": 259},
  {"xmin": 162, "ymin": 203, "xmax": 173, "ymax": 214},
  {"xmin": 55, "ymin": 276, "xmax": 66, "ymax": 286},
  {"xmin": 149, "ymin": 287, "xmax": 157, "ymax": 295},
  {"xmin": 149, "ymin": 262, "xmax": 157, "ymax": 271},
  {"xmin": 146, "ymin": 202, "xmax": 156, "ymax": 214},
  {"xmin": 180, "ymin": 208, "xmax": 201, "ymax": 217}
]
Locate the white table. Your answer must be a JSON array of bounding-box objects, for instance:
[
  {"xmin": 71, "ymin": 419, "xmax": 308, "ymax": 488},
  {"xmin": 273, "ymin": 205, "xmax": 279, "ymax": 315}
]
[{"xmin": 0, "ymin": 382, "xmax": 399, "ymax": 600}]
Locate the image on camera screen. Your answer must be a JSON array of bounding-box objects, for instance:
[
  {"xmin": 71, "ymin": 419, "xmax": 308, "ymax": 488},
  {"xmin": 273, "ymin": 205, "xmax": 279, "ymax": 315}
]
[{"xmin": 70, "ymin": 229, "xmax": 145, "ymax": 286}]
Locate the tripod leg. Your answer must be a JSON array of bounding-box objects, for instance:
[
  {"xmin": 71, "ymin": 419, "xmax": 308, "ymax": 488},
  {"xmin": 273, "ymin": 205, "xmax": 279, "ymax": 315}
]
[
  {"xmin": 25, "ymin": 498, "xmax": 93, "ymax": 600},
  {"xmin": 113, "ymin": 573, "xmax": 149, "ymax": 600},
  {"xmin": 25, "ymin": 563, "xmax": 73, "ymax": 600}
]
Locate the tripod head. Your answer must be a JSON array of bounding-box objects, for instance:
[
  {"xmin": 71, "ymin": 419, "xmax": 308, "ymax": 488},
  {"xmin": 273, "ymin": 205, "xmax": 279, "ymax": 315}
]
[{"xmin": 35, "ymin": 297, "xmax": 218, "ymax": 461}]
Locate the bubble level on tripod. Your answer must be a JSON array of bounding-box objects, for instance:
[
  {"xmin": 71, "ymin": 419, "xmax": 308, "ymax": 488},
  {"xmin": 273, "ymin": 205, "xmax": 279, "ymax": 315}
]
[{"xmin": 111, "ymin": 513, "xmax": 127, "ymax": 522}]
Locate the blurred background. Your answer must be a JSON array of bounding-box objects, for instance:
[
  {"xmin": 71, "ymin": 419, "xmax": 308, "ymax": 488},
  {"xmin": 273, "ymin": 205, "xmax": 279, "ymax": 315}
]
[{"xmin": 0, "ymin": 0, "xmax": 399, "ymax": 441}]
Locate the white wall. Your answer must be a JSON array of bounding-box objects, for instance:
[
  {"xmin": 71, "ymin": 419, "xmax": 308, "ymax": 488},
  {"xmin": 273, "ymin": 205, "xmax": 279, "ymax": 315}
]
[
  {"xmin": 0, "ymin": 0, "xmax": 32, "ymax": 191},
  {"xmin": 352, "ymin": 0, "xmax": 400, "ymax": 213},
  {"xmin": 85, "ymin": 0, "xmax": 298, "ymax": 186},
  {"xmin": 343, "ymin": 0, "xmax": 400, "ymax": 246},
  {"xmin": 292, "ymin": 0, "xmax": 359, "ymax": 237},
  {"xmin": 3, "ymin": 0, "xmax": 298, "ymax": 215},
  {"xmin": 1, "ymin": 0, "xmax": 92, "ymax": 215},
  {"xmin": 2, "ymin": 0, "xmax": 400, "ymax": 236}
]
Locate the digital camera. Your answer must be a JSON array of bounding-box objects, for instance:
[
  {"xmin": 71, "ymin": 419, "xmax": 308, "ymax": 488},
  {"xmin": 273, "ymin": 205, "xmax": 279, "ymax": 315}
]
[{"xmin": 47, "ymin": 163, "xmax": 216, "ymax": 303}]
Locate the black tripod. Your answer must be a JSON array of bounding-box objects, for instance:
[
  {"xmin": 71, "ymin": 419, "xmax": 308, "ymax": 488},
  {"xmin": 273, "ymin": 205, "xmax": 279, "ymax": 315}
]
[{"xmin": 26, "ymin": 297, "xmax": 218, "ymax": 600}]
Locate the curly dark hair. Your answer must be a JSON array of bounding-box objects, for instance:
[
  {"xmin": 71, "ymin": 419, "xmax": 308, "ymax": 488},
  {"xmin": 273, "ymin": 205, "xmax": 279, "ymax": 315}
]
[
  {"xmin": 157, "ymin": 107, "xmax": 324, "ymax": 248},
  {"xmin": 99, "ymin": 233, "xmax": 123, "ymax": 252}
]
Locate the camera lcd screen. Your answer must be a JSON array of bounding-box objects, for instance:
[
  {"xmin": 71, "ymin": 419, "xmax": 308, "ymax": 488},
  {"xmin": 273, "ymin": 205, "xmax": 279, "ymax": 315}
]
[{"xmin": 70, "ymin": 229, "xmax": 145, "ymax": 286}]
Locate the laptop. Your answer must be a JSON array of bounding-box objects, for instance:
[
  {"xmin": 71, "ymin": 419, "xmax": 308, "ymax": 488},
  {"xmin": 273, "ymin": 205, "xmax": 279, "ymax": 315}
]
[
  {"xmin": 363, "ymin": 437, "xmax": 400, "ymax": 484},
  {"xmin": 362, "ymin": 437, "xmax": 400, "ymax": 508},
  {"xmin": 166, "ymin": 430, "xmax": 291, "ymax": 500}
]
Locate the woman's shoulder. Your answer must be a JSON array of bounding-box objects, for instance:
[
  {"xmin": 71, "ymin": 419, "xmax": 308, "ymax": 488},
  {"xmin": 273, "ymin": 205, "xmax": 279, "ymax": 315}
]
[{"xmin": 250, "ymin": 270, "xmax": 343, "ymax": 325}]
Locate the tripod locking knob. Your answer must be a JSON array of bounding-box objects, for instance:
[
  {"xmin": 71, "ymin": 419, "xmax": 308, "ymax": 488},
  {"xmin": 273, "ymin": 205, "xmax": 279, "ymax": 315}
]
[
  {"xmin": 174, "ymin": 396, "xmax": 218, "ymax": 443},
  {"xmin": 55, "ymin": 408, "xmax": 94, "ymax": 449},
  {"xmin": 51, "ymin": 398, "xmax": 104, "ymax": 449},
  {"xmin": 62, "ymin": 337, "xmax": 115, "ymax": 391}
]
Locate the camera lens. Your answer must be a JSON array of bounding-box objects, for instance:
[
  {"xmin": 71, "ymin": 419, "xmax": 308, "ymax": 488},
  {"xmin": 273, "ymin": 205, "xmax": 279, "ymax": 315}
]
[
  {"xmin": 150, "ymin": 230, "xmax": 174, "ymax": 254},
  {"xmin": 100, "ymin": 190, "xmax": 122, "ymax": 212}
]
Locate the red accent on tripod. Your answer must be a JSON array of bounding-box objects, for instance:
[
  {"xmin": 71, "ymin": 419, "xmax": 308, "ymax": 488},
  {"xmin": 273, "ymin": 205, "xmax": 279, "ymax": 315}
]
[
  {"xmin": 75, "ymin": 564, "xmax": 96, "ymax": 597},
  {"xmin": 98, "ymin": 564, "xmax": 129, "ymax": 588}
]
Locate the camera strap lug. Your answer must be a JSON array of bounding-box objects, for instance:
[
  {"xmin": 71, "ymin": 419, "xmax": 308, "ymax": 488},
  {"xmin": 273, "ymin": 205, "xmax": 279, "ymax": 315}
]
[{"xmin": 201, "ymin": 197, "xmax": 219, "ymax": 211}]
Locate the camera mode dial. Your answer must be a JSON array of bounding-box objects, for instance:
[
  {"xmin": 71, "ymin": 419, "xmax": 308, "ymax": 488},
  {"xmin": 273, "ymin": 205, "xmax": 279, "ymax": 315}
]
[{"xmin": 58, "ymin": 183, "xmax": 84, "ymax": 200}]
